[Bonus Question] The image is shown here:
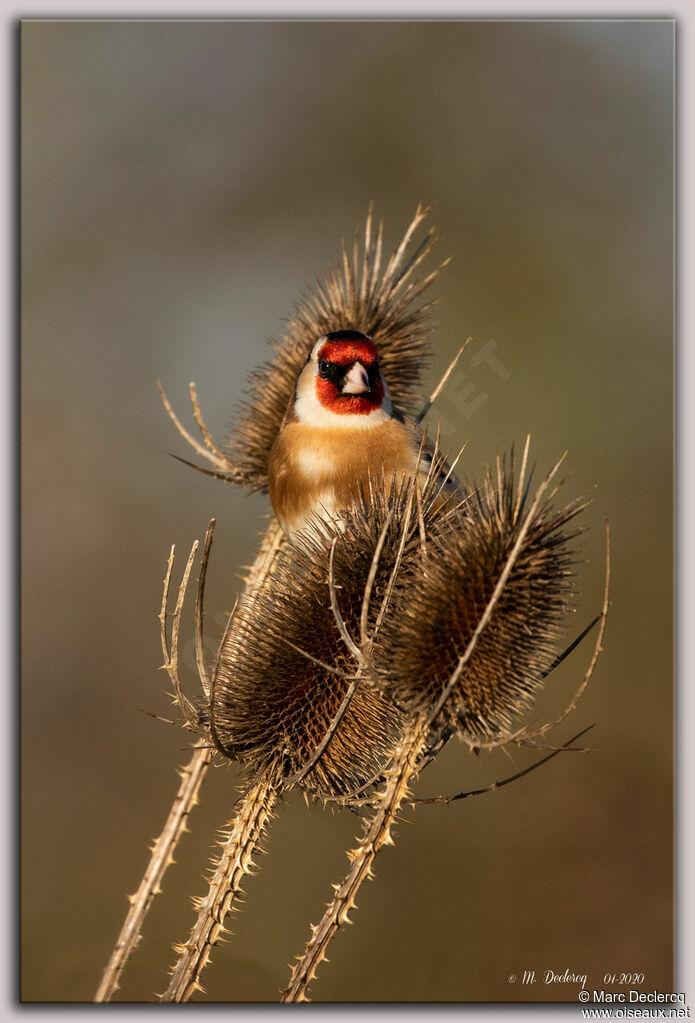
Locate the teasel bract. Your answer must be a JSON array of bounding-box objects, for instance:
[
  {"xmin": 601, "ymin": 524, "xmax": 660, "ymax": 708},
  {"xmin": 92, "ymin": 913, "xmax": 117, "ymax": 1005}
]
[
  {"xmin": 96, "ymin": 207, "xmax": 450, "ymax": 1003},
  {"xmin": 282, "ymin": 445, "xmax": 608, "ymax": 1003}
]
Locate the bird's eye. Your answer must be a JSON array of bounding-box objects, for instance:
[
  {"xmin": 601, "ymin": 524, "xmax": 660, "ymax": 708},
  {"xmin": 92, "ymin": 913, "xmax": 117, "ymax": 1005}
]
[{"xmin": 318, "ymin": 359, "xmax": 331, "ymax": 377}]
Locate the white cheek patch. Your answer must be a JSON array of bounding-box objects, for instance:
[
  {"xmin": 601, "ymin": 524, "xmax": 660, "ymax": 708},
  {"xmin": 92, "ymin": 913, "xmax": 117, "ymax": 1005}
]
[{"xmin": 295, "ymin": 390, "xmax": 346, "ymax": 428}]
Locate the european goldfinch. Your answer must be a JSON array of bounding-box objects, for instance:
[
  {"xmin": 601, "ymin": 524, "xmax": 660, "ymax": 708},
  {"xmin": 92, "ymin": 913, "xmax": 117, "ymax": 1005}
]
[{"xmin": 268, "ymin": 330, "xmax": 460, "ymax": 538}]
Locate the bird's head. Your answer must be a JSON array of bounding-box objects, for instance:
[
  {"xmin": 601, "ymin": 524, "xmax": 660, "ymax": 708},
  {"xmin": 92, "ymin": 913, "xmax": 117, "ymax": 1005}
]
[{"xmin": 294, "ymin": 330, "xmax": 393, "ymax": 427}]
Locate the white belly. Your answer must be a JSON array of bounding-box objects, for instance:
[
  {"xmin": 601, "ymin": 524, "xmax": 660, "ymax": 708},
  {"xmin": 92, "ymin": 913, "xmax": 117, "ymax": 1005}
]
[{"xmin": 282, "ymin": 488, "xmax": 345, "ymax": 543}]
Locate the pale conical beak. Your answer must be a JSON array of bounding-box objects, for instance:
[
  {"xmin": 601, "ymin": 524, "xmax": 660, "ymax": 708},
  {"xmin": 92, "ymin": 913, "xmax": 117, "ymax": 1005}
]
[{"xmin": 341, "ymin": 362, "xmax": 370, "ymax": 395}]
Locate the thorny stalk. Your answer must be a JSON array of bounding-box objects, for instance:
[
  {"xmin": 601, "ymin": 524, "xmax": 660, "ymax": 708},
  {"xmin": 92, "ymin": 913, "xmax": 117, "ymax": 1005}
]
[
  {"xmin": 94, "ymin": 741, "xmax": 213, "ymax": 1002},
  {"xmin": 160, "ymin": 769, "xmax": 279, "ymax": 1002},
  {"xmin": 95, "ymin": 539, "xmax": 207, "ymax": 1002},
  {"xmin": 281, "ymin": 720, "xmax": 429, "ymax": 1003},
  {"xmin": 157, "ymin": 520, "xmax": 289, "ymax": 1001},
  {"xmin": 157, "ymin": 525, "xmax": 287, "ymax": 1002},
  {"xmin": 96, "ymin": 516, "xmax": 286, "ymax": 1001}
]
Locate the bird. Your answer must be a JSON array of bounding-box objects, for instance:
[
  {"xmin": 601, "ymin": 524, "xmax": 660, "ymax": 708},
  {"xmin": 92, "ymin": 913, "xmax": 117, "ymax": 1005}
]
[{"xmin": 267, "ymin": 329, "xmax": 461, "ymax": 539}]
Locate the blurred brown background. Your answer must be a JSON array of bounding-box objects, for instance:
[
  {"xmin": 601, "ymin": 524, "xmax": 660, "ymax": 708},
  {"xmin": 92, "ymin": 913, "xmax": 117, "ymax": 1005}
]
[{"xmin": 21, "ymin": 19, "xmax": 673, "ymax": 1003}]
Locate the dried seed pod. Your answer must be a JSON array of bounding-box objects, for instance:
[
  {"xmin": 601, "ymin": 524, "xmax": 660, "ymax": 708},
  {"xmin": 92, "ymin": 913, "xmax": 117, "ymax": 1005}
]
[
  {"xmin": 207, "ymin": 471, "xmax": 457, "ymax": 801},
  {"xmin": 226, "ymin": 205, "xmax": 445, "ymax": 490},
  {"xmin": 371, "ymin": 453, "xmax": 583, "ymax": 744}
]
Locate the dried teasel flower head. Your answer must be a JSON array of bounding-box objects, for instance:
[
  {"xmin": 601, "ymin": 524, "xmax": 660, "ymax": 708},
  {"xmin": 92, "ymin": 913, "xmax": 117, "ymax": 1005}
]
[
  {"xmin": 207, "ymin": 462, "xmax": 461, "ymax": 802},
  {"xmin": 370, "ymin": 448, "xmax": 585, "ymax": 746},
  {"xmin": 226, "ymin": 205, "xmax": 447, "ymax": 491}
]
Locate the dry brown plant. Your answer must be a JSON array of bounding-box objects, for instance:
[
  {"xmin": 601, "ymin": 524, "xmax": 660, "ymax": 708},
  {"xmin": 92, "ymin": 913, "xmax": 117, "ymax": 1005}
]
[{"xmin": 96, "ymin": 207, "xmax": 607, "ymax": 1004}]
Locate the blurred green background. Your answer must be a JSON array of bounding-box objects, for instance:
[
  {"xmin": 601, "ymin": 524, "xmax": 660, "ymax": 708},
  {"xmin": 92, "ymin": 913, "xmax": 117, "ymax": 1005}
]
[{"xmin": 21, "ymin": 19, "xmax": 673, "ymax": 1003}]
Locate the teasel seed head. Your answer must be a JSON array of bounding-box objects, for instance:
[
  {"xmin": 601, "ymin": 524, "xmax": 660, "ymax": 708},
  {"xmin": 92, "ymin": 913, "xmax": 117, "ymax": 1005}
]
[
  {"xmin": 207, "ymin": 467, "xmax": 457, "ymax": 801},
  {"xmin": 370, "ymin": 450, "xmax": 584, "ymax": 745},
  {"xmin": 226, "ymin": 205, "xmax": 446, "ymax": 491}
]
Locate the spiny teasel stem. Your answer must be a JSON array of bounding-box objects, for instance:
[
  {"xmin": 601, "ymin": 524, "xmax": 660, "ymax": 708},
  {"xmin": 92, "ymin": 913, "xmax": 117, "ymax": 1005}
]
[
  {"xmin": 160, "ymin": 768, "xmax": 279, "ymax": 1002},
  {"xmin": 281, "ymin": 454, "xmax": 591, "ymax": 1002},
  {"xmin": 281, "ymin": 717, "xmax": 430, "ymax": 1003},
  {"xmin": 96, "ymin": 518, "xmax": 287, "ymax": 1002},
  {"xmin": 95, "ymin": 740, "xmax": 213, "ymax": 1002}
]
